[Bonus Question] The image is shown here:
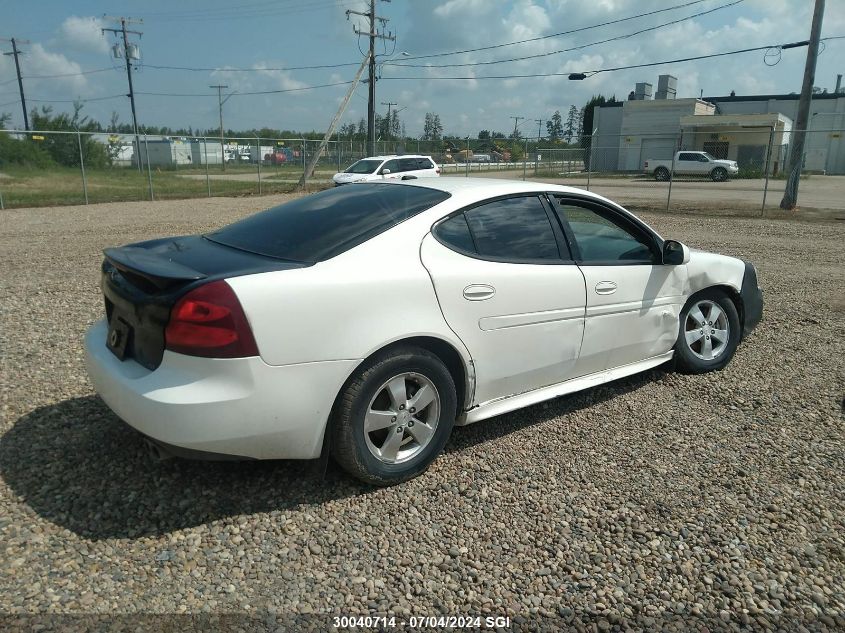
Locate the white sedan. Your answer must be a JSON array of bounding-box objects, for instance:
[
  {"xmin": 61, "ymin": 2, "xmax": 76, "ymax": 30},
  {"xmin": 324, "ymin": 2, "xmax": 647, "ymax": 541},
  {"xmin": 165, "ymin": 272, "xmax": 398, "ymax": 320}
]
[{"xmin": 85, "ymin": 178, "xmax": 763, "ymax": 485}]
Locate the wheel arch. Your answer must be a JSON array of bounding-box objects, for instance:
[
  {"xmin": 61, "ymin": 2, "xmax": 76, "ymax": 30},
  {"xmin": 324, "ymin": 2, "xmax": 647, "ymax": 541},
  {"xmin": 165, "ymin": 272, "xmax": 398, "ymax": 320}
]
[
  {"xmin": 319, "ymin": 335, "xmax": 474, "ymax": 462},
  {"xmin": 685, "ymin": 284, "xmax": 744, "ymax": 330}
]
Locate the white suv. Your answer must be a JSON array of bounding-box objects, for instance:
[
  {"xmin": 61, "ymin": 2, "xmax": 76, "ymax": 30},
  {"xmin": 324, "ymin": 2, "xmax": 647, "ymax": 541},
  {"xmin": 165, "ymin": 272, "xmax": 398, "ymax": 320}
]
[{"xmin": 333, "ymin": 155, "xmax": 440, "ymax": 185}]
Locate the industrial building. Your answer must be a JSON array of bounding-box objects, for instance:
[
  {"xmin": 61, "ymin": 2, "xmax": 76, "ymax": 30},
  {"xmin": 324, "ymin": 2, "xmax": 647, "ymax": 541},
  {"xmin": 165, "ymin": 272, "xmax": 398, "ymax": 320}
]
[{"xmin": 592, "ymin": 75, "xmax": 845, "ymax": 175}]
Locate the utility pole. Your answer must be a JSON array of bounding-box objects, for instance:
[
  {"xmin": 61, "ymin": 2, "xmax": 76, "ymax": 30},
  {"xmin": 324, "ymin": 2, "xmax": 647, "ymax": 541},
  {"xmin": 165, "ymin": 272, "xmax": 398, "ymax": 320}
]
[
  {"xmin": 780, "ymin": 0, "xmax": 825, "ymax": 210},
  {"xmin": 381, "ymin": 100, "xmax": 397, "ymax": 139},
  {"xmin": 210, "ymin": 85, "xmax": 232, "ymax": 171},
  {"xmin": 103, "ymin": 17, "xmax": 143, "ymax": 172},
  {"xmin": 510, "ymin": 116, "xmax": 524, "ymax": 139},
  {"xmin": 535, "ymin": 118, "xmax": 544, "ymax": 141},
  {"xmin": 347, "ymin": 0, "xmax": 394, "ymax": 157},
  {"xmin": 2, "ymin": 37, "xmax": 30, "ymax": 130}
]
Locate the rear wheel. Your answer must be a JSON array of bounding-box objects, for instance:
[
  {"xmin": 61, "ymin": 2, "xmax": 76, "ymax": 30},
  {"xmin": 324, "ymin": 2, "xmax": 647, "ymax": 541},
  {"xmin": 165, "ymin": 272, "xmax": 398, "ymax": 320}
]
[
  {"xmin": 674, "ymin": 289, "xmax": 741, "ymax": 374},
  {"xmin": 331, "ymin": 346, "xmax": 457, "ymax": 485},
  {"xmin": 654, "ymin": 166, "xmax": 670, "ymax": 181},
  {"xmin": 711, "ymin": 167, "xmax": 728, "ymax": 182}
]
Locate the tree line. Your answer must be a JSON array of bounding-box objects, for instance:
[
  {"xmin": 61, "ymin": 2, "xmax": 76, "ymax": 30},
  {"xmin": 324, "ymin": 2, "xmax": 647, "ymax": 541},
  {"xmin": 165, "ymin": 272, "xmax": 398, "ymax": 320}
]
[{"xmin": 1, "ymin": 95, "xmax": 616, "ymax": 169}]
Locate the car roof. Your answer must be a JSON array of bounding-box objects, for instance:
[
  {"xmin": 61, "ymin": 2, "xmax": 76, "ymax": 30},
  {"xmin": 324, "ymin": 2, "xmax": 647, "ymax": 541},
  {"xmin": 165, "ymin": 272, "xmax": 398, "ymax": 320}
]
[
  {"xmin": 387, "ymin": 176, "xmax": 597, "ymax": 198},
  {"xmin": 356, "ymin": 155, "xmax": 434, "ymax": 161}
]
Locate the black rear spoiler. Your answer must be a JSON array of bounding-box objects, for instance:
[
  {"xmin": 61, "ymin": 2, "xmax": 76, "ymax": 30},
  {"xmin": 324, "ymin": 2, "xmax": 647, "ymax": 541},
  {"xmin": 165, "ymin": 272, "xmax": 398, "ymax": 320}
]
[{"xmin": 104, "ymin": 246, "xmax": 207, "ymax": 291}]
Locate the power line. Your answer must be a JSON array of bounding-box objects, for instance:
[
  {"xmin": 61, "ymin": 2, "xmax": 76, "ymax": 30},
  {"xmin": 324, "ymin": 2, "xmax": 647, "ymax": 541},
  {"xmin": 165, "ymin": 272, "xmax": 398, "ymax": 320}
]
[
  {"xmin": 140, "ymin": 0, "xmax": 361, "ymax": 23},
  {"xmin": 21, "ymin": 67, "xmax": 117, "ymax": 80},
  {"xmin": 386, "ymin": 0, "xmax": 745, "ymax": 69},
  {"xmin": 394, "ymin": 0, "xmax": 719, "ymax": 62},
  {"xmin": 144, "ymin": 61, "xmax": 358, "ymax": 72},
  {"xmin": 381, "ymin": 39, "xmax": 831, "ymax": 82},
  {"xmin": 136, "ymin": 80, "xmax": 356, "ymax": 97},
  {"xmin": 26, "ymin": 94, "xmax": 128, "ymax": 103}
]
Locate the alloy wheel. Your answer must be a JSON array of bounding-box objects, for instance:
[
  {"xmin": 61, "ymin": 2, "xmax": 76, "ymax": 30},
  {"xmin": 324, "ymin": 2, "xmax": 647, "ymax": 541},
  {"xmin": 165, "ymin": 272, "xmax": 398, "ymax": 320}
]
[
  {"xmin": 364, "ymin": 372, "xmax": 441, "ymax": 464},
  {"xmin": 684, "ymin": 299, "xmax": 731, "ymax": 361}
]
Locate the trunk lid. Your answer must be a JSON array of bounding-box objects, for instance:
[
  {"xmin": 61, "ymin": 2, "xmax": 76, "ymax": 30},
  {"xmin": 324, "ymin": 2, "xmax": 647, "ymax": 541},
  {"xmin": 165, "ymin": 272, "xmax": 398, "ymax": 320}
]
[{"xmin": 100, "ymin": 235, "xmax": 305, "ymax": 370}]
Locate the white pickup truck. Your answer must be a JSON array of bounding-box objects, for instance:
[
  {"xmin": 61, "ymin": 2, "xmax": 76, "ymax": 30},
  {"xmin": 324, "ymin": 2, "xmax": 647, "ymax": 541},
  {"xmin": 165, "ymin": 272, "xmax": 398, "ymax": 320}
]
[{"xmin": 644, "ymin": 151, "xmax": 739, "ymax": 182}]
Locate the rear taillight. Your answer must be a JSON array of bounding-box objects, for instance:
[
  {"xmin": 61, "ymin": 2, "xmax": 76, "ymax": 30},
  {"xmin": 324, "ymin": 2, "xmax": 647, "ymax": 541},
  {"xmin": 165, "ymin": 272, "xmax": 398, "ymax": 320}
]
[
  {"xmin": 165, "ymin": 280, "xmax": 259, "ymax": 358},
  {"xmin": 436, "ymin": 167, "xmax": 441, "ymax": 174}
]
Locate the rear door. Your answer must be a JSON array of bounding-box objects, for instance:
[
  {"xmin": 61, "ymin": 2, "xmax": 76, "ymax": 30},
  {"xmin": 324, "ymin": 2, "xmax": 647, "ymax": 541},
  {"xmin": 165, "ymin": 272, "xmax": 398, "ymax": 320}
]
[
  {"xmin": 550, "ymin": 195, "xmax": 686, "ymax": 376},
  {"xmin": 420, "ymin": 194, "xmax": 586, "ymax": 405}
]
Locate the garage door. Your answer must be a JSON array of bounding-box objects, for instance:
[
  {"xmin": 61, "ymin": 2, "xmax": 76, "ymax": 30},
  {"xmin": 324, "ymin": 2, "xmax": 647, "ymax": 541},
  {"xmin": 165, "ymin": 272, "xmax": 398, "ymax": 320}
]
[{"xmin": 639, "ymin": 138, "xmax": 676, "ymax": 169}]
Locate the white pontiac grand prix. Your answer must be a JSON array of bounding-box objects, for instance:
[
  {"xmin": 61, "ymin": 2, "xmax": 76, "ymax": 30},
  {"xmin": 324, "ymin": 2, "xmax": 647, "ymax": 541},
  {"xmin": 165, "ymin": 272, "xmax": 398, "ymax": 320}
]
[{"xmin": 85, "ymin": 178, "xmax": 763, "ymax": 485}]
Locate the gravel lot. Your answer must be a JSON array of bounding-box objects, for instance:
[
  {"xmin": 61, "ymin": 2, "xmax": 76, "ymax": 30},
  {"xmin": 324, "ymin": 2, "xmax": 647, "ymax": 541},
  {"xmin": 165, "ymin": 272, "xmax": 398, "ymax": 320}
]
[{"xmin": 1, "ymin": 190, "xmax": 843, "ymax": 631}]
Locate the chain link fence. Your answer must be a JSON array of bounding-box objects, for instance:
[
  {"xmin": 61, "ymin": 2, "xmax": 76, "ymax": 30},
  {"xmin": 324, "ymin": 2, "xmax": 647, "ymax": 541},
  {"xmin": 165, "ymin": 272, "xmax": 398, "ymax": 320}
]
[{"xmin": 1, "ymin": 127, "xmax": 844, "ymax": 215}]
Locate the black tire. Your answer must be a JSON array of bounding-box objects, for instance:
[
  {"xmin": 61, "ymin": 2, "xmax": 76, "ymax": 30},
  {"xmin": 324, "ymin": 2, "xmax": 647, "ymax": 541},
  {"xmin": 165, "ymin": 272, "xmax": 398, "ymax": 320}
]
[
  {"xmin": 331, "ymin": 346, "xmax": 457, "ymax": 486},
  {"xmin": 654, "ymin": 166, "xmax": 670, "ymax": 181},
  {"xmin": 711, "ymin": 167, "xmax": 728, "ymax": 182},
  {"xmin": 674, "ymin": 289, "xmax": 741, "ymax": 374}
]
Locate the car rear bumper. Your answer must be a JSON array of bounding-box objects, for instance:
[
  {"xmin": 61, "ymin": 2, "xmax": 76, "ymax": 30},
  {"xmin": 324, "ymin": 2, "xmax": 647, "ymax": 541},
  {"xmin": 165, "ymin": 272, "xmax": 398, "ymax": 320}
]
[
  {"xmin": 740, "ymin": 262, "xmax": 763, "ymax": 337},
  {"xmin": 84, "ymin": 319, "xmax": 358, "ymax": 460}
]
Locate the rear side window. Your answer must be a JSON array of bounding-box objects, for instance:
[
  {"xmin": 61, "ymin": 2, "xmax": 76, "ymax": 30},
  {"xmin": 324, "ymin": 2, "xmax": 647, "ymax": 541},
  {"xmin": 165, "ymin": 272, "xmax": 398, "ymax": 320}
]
[
  {"xmin": 418, "ymin": 158, "xmax": 434, "ymax": 170},
  {"xmin": 207, "ymin": 184, "xmax": 450, "ymax": 262},
  {"xmin": 434, "ymin": 214, "xmax": 476, "ymax": 253},
  {"xmin": 461, "ymin": 196, "xmax": 560, "ymax": 261}
]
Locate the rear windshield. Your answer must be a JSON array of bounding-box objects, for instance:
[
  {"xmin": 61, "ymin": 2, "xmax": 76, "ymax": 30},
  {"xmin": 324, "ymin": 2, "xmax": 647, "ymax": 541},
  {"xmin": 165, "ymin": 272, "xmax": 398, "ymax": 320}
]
[
  {"xmin": 205, "ymin": 183, "xmax": 450, "ymax": 262},
  {"xmin": 345, "ymin": 159, "xmax": 382, "ymax": 174}
]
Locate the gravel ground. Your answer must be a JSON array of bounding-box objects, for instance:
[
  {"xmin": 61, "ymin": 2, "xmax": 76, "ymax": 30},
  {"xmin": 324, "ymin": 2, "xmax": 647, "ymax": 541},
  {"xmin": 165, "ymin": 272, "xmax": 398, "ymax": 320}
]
[{"xmin": 0, "ymin": 192, "xmax": 843, "ymax": 632}]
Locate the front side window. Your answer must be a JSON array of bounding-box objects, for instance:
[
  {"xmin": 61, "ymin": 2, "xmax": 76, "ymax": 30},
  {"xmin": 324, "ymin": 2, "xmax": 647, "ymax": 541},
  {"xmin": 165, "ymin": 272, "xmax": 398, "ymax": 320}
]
[
  {"xmin": 556, "ymin": 200, "xmax": 657, "ymax": 264},
  {"xmin": 463, "ymin": 196, "xmax": 560, "ymax": 261},
  {"xmin": 345, "ymin": 159, "xmax": 382, "ymax": 174}
]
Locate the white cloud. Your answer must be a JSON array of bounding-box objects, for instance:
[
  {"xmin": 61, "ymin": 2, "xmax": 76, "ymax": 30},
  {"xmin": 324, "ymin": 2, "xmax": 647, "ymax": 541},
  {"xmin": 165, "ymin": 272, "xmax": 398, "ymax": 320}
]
[{"xmin": 58, "ymin": 16, "xmax": 108, "ymax": 54}]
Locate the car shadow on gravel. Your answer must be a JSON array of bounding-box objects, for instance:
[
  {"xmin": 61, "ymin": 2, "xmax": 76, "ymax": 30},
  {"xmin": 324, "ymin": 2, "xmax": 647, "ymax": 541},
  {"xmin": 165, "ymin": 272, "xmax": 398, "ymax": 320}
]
[
  {"xmin": 2, "ymin": 369, "xmax": 666, "ymax": 540},
  {"xmin": 0, "ymin": 395, "xmax": 367, "ymax": 540},
  {"xmin": 445, "ymin": 368, "xmax": 665, "ymax": 454}
]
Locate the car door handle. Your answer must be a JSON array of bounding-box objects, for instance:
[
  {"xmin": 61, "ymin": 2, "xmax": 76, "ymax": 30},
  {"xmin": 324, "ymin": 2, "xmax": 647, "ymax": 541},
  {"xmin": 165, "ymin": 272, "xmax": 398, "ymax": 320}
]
[
  {"xmin": 594, "ymin": 281, "xmax": 618, "ymax": 295},
  {"xmin": 463, "ymin": 284, "xmax": 496, "ymax": 301}
]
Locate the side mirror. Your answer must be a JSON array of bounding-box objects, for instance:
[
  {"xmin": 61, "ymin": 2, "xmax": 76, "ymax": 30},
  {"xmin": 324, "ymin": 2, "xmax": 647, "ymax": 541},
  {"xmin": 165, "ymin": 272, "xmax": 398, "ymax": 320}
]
[
  {"xmin": 381, "ymin": 168, "xmax": 391, "ymax": 175},
  {"xmin": 663, "ymin": 240, "xmax": 690, "ymax": 265}
]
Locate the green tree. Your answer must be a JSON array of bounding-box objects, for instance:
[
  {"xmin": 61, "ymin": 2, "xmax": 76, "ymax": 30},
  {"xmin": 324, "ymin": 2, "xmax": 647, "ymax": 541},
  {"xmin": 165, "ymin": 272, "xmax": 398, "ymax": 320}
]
[
  {"xmin": 546, "ymin": 110, "xmax": 563, "ymax": 142},
  {"xmin": 30, "ymin": 102, "xmax": 109, "ymax": 168},
  {"xmin": 0, "ymin": 130, "xmax": 54, "ymax": 167},
  {"xmin": 422, "ymin": 112, "xmax": 443, "ymax": 141},
  {"xmin": 580, "ymin": 95, "xmax": 616, "ymax": 168},
  {"xmin": 564, "ymin": 105, "xmax": 578, "ymax": 143}
]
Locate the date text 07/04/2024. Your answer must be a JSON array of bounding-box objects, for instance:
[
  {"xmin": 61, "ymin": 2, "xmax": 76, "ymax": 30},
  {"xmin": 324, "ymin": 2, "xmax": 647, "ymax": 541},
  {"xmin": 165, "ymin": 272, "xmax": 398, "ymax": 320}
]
[{"xmin": 333, "ymin": 615, "xmax": 512, "ymax": 629}]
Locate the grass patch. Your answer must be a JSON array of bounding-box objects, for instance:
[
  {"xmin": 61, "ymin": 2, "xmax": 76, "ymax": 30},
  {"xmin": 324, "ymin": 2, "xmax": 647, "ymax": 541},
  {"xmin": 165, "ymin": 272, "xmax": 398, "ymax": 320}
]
[{"xmin": 0, "ymin": 166, "xmax": 332, "ymax": 208}]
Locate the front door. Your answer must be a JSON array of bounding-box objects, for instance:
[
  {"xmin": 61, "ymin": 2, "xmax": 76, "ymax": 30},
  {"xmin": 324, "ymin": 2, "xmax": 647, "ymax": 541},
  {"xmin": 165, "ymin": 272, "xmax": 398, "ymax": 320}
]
[
  {"xmin": 551, "ymin": 196, "xmax": 687, "ymax": 376},
  {"xmin": 420, "ymin": 195, "xmax": 587, "ymax": 405}
]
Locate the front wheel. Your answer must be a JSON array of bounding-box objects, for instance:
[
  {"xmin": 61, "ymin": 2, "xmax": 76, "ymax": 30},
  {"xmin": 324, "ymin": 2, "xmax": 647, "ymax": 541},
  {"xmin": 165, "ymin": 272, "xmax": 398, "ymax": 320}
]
[
  {"xmin": 711, "ymin": 167, "xmax": 728, "ymax": 182},
  {"xmin": 331, "ymin": 346, "xmax": 457, "ymax": 485},
  {"xmin": 674, "ymin": 290, "xmax": 741, "ymax": 374}
]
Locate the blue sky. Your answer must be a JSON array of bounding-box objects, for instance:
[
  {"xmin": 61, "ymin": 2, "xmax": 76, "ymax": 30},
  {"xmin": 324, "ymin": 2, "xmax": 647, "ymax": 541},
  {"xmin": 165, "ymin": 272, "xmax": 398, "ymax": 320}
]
[{"xmin": 1, "ymin": 0, "xmax": 843, "ymax": 137}]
